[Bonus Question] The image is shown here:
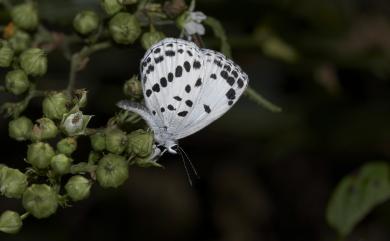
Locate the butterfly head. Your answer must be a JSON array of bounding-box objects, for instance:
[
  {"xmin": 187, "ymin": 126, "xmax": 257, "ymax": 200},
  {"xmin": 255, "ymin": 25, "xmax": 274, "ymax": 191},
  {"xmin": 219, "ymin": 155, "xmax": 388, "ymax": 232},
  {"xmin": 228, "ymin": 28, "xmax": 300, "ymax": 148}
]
[{"xmin": 166, "ymin": 141, "xmax": 179, "ymax": 154}]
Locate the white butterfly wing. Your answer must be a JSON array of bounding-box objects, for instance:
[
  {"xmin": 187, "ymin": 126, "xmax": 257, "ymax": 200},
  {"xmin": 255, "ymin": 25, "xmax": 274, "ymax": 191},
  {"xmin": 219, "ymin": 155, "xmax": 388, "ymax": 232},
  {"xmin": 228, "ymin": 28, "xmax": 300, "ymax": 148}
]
[
  {"xmin": 172, "ymin": 48, "xmax": 249, "ymax": 139},
  {"xmin": 140, "ymin": 38, "xmax": 249, "ymax": 140}
]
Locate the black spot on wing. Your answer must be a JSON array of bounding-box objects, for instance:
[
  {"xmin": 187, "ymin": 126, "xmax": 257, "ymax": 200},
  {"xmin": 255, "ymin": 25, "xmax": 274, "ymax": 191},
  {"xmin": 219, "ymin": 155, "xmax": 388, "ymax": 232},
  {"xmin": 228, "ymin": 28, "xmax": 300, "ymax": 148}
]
[
  {"xmin": 178, "ymin": 111, "xmax": 188, "ymax": 117},
  {"xmin": 173, "ymin": 96, "xmax": 182, "ymax": 101},
  {"xmin": 204, "ymin": 104, "xmax": 211, "ymax": 113},
  {"xmin": 237, "ymin": 78, "xmax": 244, "ymax": 88},
  {"xmin": 226, "ymin": 88, "xmax": 236, "ymax": 100},
  {"xmin": 210, "ymin": 74, "xmax": 217, "ymax": 79},
  {"xmin": 195, "ymin": 78, "xmax": 202, "ymax": 87},
  {"xmin": 187, "ymin": 50, "xmax": 193, "ymax": 56},
  {"xmin": 146, "ymin": 89, "xmax": 152, "ymax": 97},
  {"xmin": 165, "ymin": 50, "xmax": 175, "ymax": 57},
  {"xmin": 168, "ymin": 104, "xmax": 176, "ymax": 111},
  {"xmin": 185, "ymin": 85, "xmax": 191, "ymax": 93},
  {"xmin": 160, "ymin": 77, "xmax": 167, "ymax": 87},
  {"xmin": 232, "ymin": 70, "xmax": 238, "ymax": 78},
  {"xmin": 227, "ymin": 76, "xmax": 235, "ymax": 86},
  {"xmin": 228, "ymin": 100, "xmax": 234, "ymax": 105},
  {"xmin": 168, "ymin": 73, "xmax": 173, "ymax": 82},
  {"xmin": 175, "ymin": 66, "xmax": 183, "ymax": 77},
  {"xmin": 223, "ymin": 65, "xmax": 232, "ymax": 72},
  {"xmin": 214, "ymin": 59, "xmax": 223, "ymax": 67},
  {"xmin": 146, "ymin": 65, "xmax": 154, "ymax": 74},
  {"xmin": 184, "ymin": 61, "xmax": 191, "ymax": 72},
  {"xmin": 178, "ymin": 49, "xmax": 184, "ymax": 54},
  {"xmin": 166, "ymin": 43, "xmax": 173, "ymax": 47},
  {"xmin": 152, "ymin": 110, "xmax": 156, "ymax": 115},
  {"xmin": 220, "ymin": 70, "xmax": 228, "ymax": 80},
  {"xmin": 160, "ymin": 107, "xmax": 165, "ymax": 112},
  {"xmin": 193, "ymin": 60, "xmax": 201, "ymax": 69},
  {"xmin": 154, "ymin": 56, "xmax": 164, "ymax": 64},
  {"xmin": 152, "ymin": 84, "xmax": 160, "ymax": 92},
  {"xmin": 153, "ymin": 48, "xmax": 161, "ymax": 53},
  {"xmin": 185, "ymin": 100, "xmax": 193, "ymax": 107}
]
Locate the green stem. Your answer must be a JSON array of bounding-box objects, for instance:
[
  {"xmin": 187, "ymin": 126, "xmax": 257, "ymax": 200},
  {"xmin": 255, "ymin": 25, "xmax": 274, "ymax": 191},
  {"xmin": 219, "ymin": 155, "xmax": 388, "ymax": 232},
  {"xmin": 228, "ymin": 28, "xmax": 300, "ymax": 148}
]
[
  {"xmin": 20, "ymin": 212, "xmax": 30, "ymax": 220},
  {"xmin": 66, "ymin": 41, "xmax": 112, "ymax": 95},
  {"xmin": 70, "ymin": 162, "xmax": 97, "ymax": 174},
  {"xmin": 244, "ymin": 86, "xmax": 282, "ymax": 113}
]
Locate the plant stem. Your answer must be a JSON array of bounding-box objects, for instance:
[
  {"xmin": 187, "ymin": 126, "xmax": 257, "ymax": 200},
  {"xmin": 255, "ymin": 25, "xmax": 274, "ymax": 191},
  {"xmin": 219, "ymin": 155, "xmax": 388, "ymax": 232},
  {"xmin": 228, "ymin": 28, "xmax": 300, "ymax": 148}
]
[
  {"xmin": 20, "ymin": 212, "xmax": 30, "ymax": 220},
  {"xmin": 244, "ymin": 86, "xmax": 282, "ymax": 113},
  {"xmin": 66, "ymin": 41, "xmax": 112, "ymax": 96}
]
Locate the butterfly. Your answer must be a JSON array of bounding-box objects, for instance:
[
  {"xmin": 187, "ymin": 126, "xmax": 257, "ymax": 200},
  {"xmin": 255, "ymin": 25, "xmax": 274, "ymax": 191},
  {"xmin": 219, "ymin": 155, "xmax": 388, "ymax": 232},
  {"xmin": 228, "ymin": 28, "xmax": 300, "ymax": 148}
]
[{"xmin": 117, "ymin": 38, "xmax": 249, "ymax": 155}]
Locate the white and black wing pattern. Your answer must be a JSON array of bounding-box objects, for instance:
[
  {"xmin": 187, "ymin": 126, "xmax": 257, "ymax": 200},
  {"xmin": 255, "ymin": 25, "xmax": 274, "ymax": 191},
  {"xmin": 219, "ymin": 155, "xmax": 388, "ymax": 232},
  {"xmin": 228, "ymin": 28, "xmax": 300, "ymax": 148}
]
[
  {"xmin": 172, "ymin": 48, "xmax": 249, "ymax": 139},
  {"xmin": 140, "ymin": 38, "xmax": 249, "ymax": 140}
]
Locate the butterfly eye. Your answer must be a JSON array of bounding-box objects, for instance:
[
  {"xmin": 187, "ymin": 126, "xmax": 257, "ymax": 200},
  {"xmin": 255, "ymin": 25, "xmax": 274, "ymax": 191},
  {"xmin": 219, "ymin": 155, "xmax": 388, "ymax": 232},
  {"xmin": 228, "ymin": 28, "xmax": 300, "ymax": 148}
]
[{"xmin": 171, "ymin": 145, "xmax": 179, "ymax": 152}]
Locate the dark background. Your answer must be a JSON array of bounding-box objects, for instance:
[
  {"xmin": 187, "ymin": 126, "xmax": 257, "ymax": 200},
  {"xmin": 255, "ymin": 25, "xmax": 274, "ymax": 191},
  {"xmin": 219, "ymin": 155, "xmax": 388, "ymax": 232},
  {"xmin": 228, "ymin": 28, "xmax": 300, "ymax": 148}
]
[{"xmin": 2, "ymin": 0, "xmax": 390, "ymax": 240}]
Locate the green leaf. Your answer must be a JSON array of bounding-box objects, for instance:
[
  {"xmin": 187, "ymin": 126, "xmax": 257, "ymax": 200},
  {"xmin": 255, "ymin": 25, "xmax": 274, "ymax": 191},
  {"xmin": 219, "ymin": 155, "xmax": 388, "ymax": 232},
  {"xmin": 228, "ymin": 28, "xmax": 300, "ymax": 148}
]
[
  {"xmin": 204, "ymin": 17, "xmax": 231, "ymax": 58},
  {"xmin": 326, "ymin": 162, "xmax": 390, "ymax": 237}
]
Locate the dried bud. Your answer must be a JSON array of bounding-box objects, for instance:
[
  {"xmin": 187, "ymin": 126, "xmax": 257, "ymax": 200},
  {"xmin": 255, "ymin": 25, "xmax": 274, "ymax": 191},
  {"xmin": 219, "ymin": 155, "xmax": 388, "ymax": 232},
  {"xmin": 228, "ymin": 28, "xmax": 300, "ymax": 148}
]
[
  {"xmin": 42, "ymin": 92, "xmax": 70, "ymax": 120},
  {"xmin": 20, "ymin": 48, "xmax": 47, "ymax": 77},
  {"xmin": 65, "ymin": 175, "xmax": 91, "ymax": 201},
  {"xmin": 100, "ymin": 0, "xmax": 123, "ymax": 16},
  {"xmin": 5, "ymin": 69, "xmax": 30, "ymax": 95},
  {"xmin": 0, "ymin": 40, "xmax": 14, "ymax": 67},
  {"xmin": 22, "ymin": 184, "xmax": 58, "ymax": 219},
  {"xmin": 50, "ymin": 154, "xmax": 72, "ymax": 175},
  {"xmin": 73, "ymin": 10, "xmax": 100, "ymax": 35},
  {"xmin": 127, "ymin": 130, "xmax": 154, "ymax": 157},
  {"xmin": 56, "ymin": 137, "xmax": 77, "ymax": 156},
  {"xmin": 163, "ymin": 0, "xmax": 187, "ymax": 18},
  {"xmin": 90, "ymin": 132, "xmax": 106, "ymax": 151},
  {"xmin": 123, "ymin": 75, "xmax": 143, "ymax": 98},
  {"xmin": 8, "ymin": 116, "xmax": 33, "ymax": 141},
  {"xmin": 7, "ymin": 29, "xmax": 31, "ymax": 53},
  {"xmin": 105, "ymin": 128, "xmax": 127, "ymax": 154},
  {"xmin": 0, "ymin": 211, "xmax": 22, "ymax": 234},
  {"xmin": 0, "ymin": 167, "xmax": 28, "ymax": 198},
  {"xmin": 11, "ymin": 3, "xmax": 39, "ymax": 31},
  {"xmin": 73, "ymin": 89, "xmax": 88, "ymax": 108},
  {"xmin": 96, "ymin": 154, "xmax": 129, "ymax": 188},
  {"xmin": 31, "ymin": 118, "xmax": 58, "ymax": 142},
  {"xmin": 27, "ymin": 142, "xmax": 55, "ymax": 169},
  {"xmin": 109, "ymin": 12, "xmax": 141, "ymax": 45},
  {"xmin": 61, "ymin": 111, "xmax": 92, "ymax": 136},
  {"xmin": 141, "ymin": 29, "xmax": 165, "ymax": 50}
]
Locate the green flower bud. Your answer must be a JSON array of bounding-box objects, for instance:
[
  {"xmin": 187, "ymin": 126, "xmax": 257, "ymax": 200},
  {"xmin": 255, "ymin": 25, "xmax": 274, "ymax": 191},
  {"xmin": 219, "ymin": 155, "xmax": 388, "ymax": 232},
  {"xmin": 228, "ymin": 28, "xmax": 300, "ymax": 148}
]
[
  {"xmin": 42, "ymin": 92, "xmax": 70, "ymax": 120},
  {"xmin": 100, "ymin": 0, "xmax": 123, "ymax": 16},
  {"xmin": 65, "ymin": 175, "xmax": 91, "ymax": 201},
  {"xmin": 0, "ymin": 211, "xmax": 22, "ymax": 234},
  {"xmin": 50, "ymin": 154, "xmax": 72, "ymax": 175},
  {"xmin": 88, "ymin": 151, "xmax": 101, "ymax": 164},
  {"xmin": 22, "ymin": 184, "xmax": 58, "ymax": 219},
  {"xmin": 8, "ymin": 29, "xmax": 31, "ymax": 53},
  {"xmin": 0, "ymin": 40, "xmax": 14, "ymax": 67},
  {"xmin": 5, "ymin": 69, "xmax": 30, "ymax": 95},
  {"xmin": 0, "ymin": 167, "xmax": 28, "ymax": 198},
  {"xmin": 31, "ymin": 118, "xmax": 58, "ymax": 141},
  {"xmin": 127, "ymin": 130, "xmax": 154, "ymax": 157},
  {"xmin": 8, "ymin": 116, "xmax": 33, "ymax": 141},
  {"xmin": 105, "ymin": 128, "xmax": 127, "ymax": 154},
  {"xmin": 123, "ymin": 75, "xmax": 142, "ymax": 98},
  {"xmin": 11, "ymin": 3, "xmax": 39, "ymax": 31},
  {"xmin": 96, "ymin": 154, "xmax": 129, "ymax": 188},
  {"xmin": 56, "ymin": 137, "xmax": 77, "ymax": 156},
  {"xmin": 61, "ymin": 111, "xmax": 92, "ymax": 136},
  {"xmin": 141, "ymin": 29, "xmax": 165, "ymax": 50},
  {"xmin": 90, "ymin": 132, "xmax": 106, "ymax": 151},
  {"xmin": 73, "ymin": 10, "xmax": 100, "ymax": 35},
  {"xmin": 20, "ymin": 48, "xmax": 47, "ymax": 77},
  {"xmin": 27, "ymin": 142, "xmax": 55, "ymax": 169},
  {"xmin": 109, "ymin": 12, "xmax": 141, "ymax": 45}
]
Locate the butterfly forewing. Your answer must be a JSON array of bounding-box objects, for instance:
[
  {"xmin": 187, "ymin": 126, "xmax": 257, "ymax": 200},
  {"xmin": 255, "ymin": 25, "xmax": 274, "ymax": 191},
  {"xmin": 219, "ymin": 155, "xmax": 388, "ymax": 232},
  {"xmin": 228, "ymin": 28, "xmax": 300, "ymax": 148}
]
[{"xmin": 140, "ymin": 38, "xmax": 249, "ymax": 140}]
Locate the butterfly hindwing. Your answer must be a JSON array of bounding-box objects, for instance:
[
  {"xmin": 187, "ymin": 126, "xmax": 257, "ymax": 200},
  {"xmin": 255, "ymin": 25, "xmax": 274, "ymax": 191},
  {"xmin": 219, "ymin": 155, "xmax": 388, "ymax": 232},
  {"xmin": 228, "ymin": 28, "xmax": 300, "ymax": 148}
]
[{"xmin": 140, "ymin": 38, "xmax": 249, "ymax": 140}]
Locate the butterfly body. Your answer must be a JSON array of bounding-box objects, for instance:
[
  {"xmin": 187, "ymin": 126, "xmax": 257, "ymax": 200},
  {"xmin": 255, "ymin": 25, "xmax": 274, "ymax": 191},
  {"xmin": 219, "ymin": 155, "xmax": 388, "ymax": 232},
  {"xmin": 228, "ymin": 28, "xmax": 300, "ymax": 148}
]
[{"xmin": 118, "ymin": 38, "xmax": 249, "ymax": 154}]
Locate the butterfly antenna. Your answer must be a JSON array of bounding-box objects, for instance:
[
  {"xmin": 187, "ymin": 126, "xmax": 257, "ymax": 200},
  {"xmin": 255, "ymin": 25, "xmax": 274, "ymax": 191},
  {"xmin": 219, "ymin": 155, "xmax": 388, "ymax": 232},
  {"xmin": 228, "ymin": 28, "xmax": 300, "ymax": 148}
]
[
  {"xmin": 178, "ymin": 148, "xmax": 193, "ymax": 186},
  {"xmin": 178, "ymin": 146, "xmax": 199, "ymax": 179}
]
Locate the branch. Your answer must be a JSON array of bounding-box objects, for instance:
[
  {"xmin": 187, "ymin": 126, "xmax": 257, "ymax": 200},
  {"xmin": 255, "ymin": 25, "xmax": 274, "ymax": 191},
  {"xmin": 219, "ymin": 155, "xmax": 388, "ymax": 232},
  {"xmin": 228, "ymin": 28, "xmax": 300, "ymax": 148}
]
[
  {"xmin": 66, "ymin": 41, "xmax": 112, "ymax": 95},
  {"xmin": 244, "ymin": 86, "xmax": 282, "ymax": 113}
]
